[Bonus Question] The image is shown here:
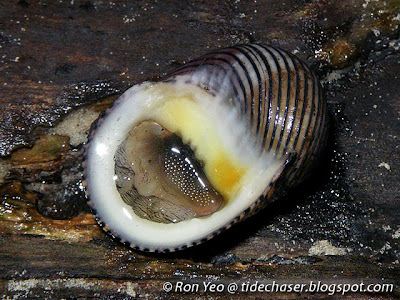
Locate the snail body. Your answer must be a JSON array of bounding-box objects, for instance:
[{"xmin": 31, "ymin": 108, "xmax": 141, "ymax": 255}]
[{"xmin": 83, "ymin": 44, "xmax": 328, "ymax": 252}]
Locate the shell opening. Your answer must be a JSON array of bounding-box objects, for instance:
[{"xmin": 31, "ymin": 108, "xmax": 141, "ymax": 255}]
[
  {"xmin": 114, "ymin": 120, "xmax": 224, "ymax": 223},
  {"xmin": 111, "ymin": 79, "xmax": 263, "ymax": 224},
  {"xmin": 85, "ymin": 78, "xmax": 285, "ymax": 250}
]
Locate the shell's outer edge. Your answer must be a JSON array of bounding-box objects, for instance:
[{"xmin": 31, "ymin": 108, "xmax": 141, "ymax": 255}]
[
  {"xmin": 82, "ymin": 83, "xmax": 282, "ymax": 253},
  {"xmin": 83, "ymin": 44, "xmax": 328, "ymax": 253}
]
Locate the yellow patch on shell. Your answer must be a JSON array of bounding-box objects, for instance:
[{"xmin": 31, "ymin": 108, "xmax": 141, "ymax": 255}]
[{"xmin": 153, "ymin": 93, "xmax": 249, "ymax": 200}]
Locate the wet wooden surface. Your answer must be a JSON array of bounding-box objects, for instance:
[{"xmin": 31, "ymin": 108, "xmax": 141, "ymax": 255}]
[{"xmin": 0, "ymin": 0, "xmax": 399, "ymax": 298}]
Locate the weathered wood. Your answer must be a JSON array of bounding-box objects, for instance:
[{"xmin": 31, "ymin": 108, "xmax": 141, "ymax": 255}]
[
  {"xmin": 0, "ymin": 235, "xmax": 398, "ymax": 299},
  {"xmin": 0, "ymin": 0, "xmax": 399, "ymax": 298}
]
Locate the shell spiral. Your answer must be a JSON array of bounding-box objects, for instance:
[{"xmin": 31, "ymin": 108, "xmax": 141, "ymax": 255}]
[{"xmin": 83, "ymin": 44, "xmax": 328, "ymax": 252}]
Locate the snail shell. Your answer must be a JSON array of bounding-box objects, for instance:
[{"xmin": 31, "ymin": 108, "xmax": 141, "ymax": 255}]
[{"xmin": 83, "ymin": 44, "xmax": 328, "ymax": 253}]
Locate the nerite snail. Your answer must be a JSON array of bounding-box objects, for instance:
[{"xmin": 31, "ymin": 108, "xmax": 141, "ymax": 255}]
[{"xmin": 83, "ymin": 44, "xmax": 328, "ymax": 253}]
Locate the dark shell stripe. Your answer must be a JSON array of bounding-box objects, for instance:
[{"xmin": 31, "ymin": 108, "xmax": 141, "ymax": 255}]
[
  {"xmin": 293, "ymin": 82, "xmax": 328, "ymax": 183},
  {"xmin": 235, "ymin": 45, "xmax": 270, "ymax": 144},
  {"xmin": 167, "ymin": 44, "xmax": 326, "ymax": 186},
  {"xmin": 243, "ymin": 45, "xmax": 274, "ymax": 153},
  {"xmin": 280, "ymin": 56, "xmax": 300, "ymax": 156},
  {"xmin": 293, "ymin": 67, "xmax": 316, "ymax": 174},
  {"xmin": 230, "ymin": 46, "xmax": 264, "ymax": 136},
  {"xmin": 282, "ymin": 57, "xmax": 304, "ymax": 156},
  {"xmin": 295, "ymin": 69, "xmax": 322, "ymax": 180},
  {"xmin": 254, "ymin": 46, "xmax": 283, "ymax": 155},
  {"xmin": 268, "ymin": 47, "xmax": 292, "ymax": 156},
  {"xmin": 275, "ymin": 49, "xmax": 298, "ymax": 157}
]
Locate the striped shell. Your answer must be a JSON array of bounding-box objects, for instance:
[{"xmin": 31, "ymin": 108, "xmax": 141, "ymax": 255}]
[{"xmin": 83, "ymin": 44, "xmax": 328, "ymax": 253}]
